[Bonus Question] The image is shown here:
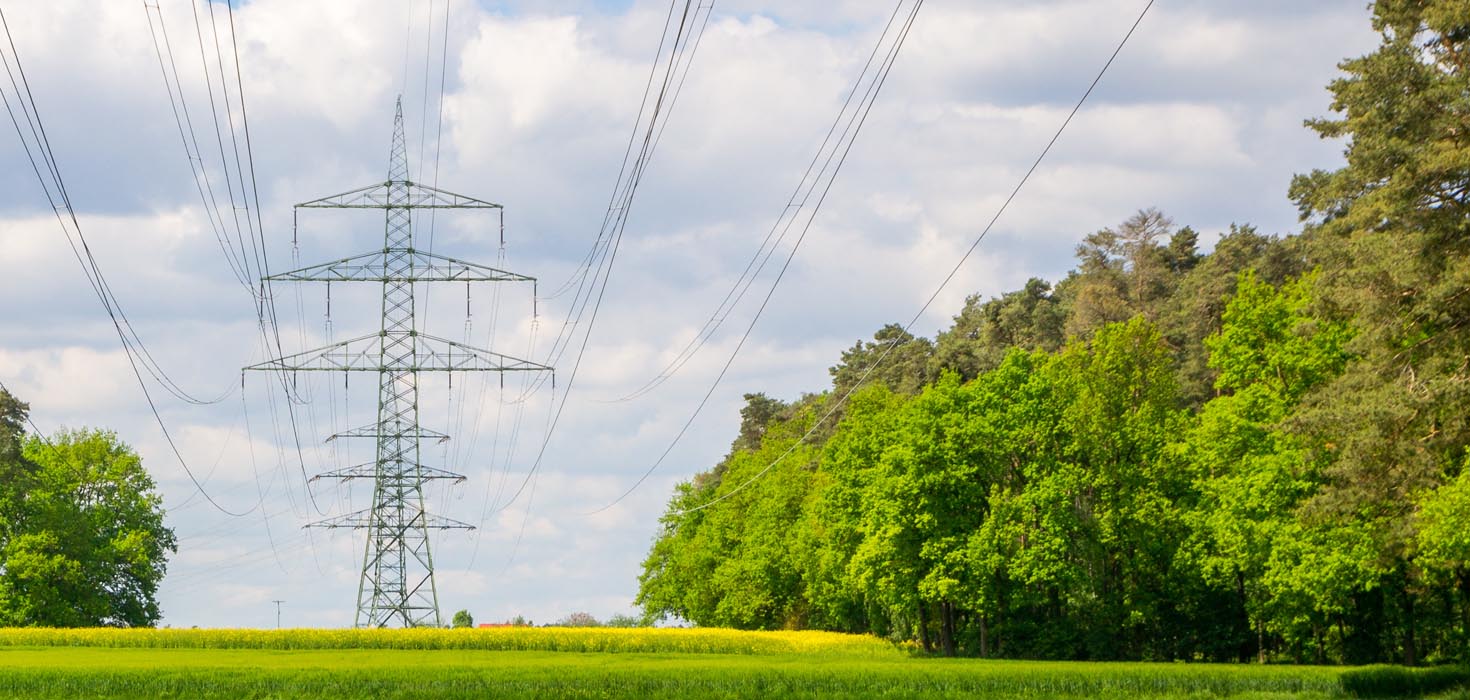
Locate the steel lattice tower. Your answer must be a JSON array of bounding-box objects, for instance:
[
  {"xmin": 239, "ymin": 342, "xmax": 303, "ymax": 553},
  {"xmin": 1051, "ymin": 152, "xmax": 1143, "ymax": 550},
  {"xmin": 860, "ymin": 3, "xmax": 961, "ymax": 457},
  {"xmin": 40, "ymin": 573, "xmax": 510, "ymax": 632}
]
[{"xmin": 246, "ymin": 99, "xmax": 550, "ymax": 627}]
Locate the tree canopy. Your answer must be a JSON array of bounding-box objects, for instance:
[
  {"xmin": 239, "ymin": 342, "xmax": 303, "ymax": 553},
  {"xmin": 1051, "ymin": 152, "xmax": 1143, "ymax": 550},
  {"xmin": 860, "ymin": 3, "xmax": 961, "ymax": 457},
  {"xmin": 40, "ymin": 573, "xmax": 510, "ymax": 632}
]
[
  {"xmin": 0, "ymin": 389, "xmax": 176, "ymax": 627},
  {"xmin": 638, "ymin": 0, "xmax": 1470, "ymax": 664}
]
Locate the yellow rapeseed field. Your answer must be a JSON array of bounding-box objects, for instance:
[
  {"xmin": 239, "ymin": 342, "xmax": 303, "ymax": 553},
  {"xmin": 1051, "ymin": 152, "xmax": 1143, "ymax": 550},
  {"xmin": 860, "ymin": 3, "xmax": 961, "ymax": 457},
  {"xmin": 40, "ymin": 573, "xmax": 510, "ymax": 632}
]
[{"xmin": 0, "ymin": 626, "xmax": 902, "ymax": 656}]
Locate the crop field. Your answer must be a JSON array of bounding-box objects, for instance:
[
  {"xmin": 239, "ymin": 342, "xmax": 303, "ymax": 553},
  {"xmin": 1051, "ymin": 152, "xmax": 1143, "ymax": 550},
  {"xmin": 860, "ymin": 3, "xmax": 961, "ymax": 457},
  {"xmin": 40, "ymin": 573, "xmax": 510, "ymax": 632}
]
[{"xmin": 0, "ymin": 628, "xmax": 1464, "ymax": 700}]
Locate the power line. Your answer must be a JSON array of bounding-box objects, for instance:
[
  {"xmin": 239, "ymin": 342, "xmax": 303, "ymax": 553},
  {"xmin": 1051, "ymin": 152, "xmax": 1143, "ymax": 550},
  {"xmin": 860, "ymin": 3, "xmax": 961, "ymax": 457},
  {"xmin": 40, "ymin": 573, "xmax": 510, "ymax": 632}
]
[
  {"xmin": 0, "ymin": 7, "xmax": 252, "ymax": 517},
  {"xmin": 675, "ymin": 0, "xmax": 1157, "ymax": 516},
  {"xmin": 490, "ymin": 0, "xmax": 712, "ymax": 516},
  {"xmin": 240, "ymin": 373, "xmax": 290, "ymax": 573},
  {"xmin": 463, "ymin": 311, "xmax": 542, "ymax": 571},
  {"xmin": 141, "ymin": 0, "xmax": 326, "ymax": 523},
  {"xmin": 590, "ymin": 0, "xmax": 924, "ymax": 514},
  {"xmin": 213, "ymin": 0, "xmax": 327, "ymax": 516},
  {"xmin": 525, "ymin": 0, "xmax": 713, "ymax": 388},
  {"xmin": 0, "ymin": 7, "xmax": 230, "ymax": 408},
  {"xmin": 541, "ymin": 0, "xmax": 685, "ymax": 301},
  {"xmin": 603, "ymin": 0, "xmax": 911, "ymax": 404},
  {"xmin": 140, "ymin": 5, "xmax": 314, "ymax": 534},
  {"xmin": 415, "ymin": 0, "xmax": 465, "ymax": 481},
  {"xmin": 141, "ymin": 0, "xmax": 255, "ymax": 292}
]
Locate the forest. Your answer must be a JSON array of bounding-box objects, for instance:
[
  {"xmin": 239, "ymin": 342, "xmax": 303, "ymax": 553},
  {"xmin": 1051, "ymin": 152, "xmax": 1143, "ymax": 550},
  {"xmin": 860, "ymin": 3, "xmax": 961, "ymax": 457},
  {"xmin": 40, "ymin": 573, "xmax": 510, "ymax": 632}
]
[{"xmin": 636, "ymin": 1, "xmax": 1470, "ymax": 664}]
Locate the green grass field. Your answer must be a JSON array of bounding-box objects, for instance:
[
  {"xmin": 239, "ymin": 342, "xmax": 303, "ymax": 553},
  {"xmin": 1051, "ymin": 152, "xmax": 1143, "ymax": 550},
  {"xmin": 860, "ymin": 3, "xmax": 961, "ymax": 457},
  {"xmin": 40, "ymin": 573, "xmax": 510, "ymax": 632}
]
[{"xmin": 0, "ymin": 628, "xmax": 1463, "ymax": 699}]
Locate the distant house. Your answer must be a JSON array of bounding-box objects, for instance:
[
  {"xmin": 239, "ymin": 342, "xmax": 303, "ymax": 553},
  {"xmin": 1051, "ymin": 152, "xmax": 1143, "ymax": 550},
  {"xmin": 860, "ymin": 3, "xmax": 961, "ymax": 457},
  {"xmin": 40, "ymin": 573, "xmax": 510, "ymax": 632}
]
[{"xmin": 477, "ymin": 623, "xmax": 514, "ymax": 629}]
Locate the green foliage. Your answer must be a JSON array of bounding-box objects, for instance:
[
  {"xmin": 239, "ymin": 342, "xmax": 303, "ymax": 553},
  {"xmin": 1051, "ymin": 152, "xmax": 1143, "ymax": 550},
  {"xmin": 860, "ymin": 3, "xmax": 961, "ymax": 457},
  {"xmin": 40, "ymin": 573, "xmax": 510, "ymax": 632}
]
[
  {"xmin": 0, "ymin": 400, "xmax": 175, "ymax": 628},
  {"xmin": 1418, "ymin": 456, "xmax": 1470, "ymax": 567},
  {"xmin": 731, "ymin": 393, "xmax": 787, "ymax": 454},
  {"xmin": 1207, "ymin": 270, "xmax": 1351, "ymax": 400},
  {"xmin": 1178, "ymin": 271, "xmax": 1354, "ymax": 662},
  {"xmin": 451, "ymin": 610, "xmax": 474, "ymax": 629},
  {"xmin": 932, "ymin": 278, "xmax": 1065, "ymax": 380},
  {"xmin": 603, "ymin": 613, "xmax": 643, "ymax": 628},
  {"xmin": 1062, "ymin": 208, "xmax": 1183, "ymax": 338},
  {"xmin": 830, "ymin": 324, "xmax": 935, "ymax": 397},
  {"xmin": 0, "ymin": 390, "xmax": 34, "ymax": 599},
  {"xmin": 1286, "ymin": 0, "xmax": 1470, "ymax": 665},
  {"xmin": 1160, "ymin": 225, "xmax": 1304, "ymax": 408}
]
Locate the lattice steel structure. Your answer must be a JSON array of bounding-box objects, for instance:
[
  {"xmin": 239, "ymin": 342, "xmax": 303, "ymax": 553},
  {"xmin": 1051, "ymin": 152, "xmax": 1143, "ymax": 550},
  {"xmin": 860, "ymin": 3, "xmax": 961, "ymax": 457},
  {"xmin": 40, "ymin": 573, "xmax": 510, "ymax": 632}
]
[{"xmin": 247, "ymin": 99, "xmax": 550, "ymax": 627}]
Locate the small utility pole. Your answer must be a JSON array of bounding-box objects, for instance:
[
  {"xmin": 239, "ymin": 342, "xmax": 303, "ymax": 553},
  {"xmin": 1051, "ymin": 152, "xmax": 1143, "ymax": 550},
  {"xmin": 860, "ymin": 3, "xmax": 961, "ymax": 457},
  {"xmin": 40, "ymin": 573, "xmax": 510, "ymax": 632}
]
[{"xmin": 272, "ymin": 600, "xmax": 285, "ymax": 629}]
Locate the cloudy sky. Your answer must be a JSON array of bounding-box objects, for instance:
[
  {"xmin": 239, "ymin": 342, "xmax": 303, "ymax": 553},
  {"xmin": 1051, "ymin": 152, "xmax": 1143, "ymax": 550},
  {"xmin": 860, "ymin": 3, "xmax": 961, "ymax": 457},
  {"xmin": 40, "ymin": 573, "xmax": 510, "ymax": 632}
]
[{"xmin": 0, "ymin": 0, "xmax": 1379, "ymax": 628}]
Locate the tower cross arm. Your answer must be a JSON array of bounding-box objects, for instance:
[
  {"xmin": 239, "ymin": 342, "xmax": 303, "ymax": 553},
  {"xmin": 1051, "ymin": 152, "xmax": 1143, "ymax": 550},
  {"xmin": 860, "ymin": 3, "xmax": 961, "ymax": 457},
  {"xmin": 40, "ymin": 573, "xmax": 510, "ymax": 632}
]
[
  {"xmin": 243, "ymin": 332, "xmax": 554, "ymax": 373},
  {"xmin": 265, "ymin": 249, "xmax": 535, "ymax": 283},
  {"xmin": 295, "ymin": 181, "xmax": 503, "ymax": 209},
  {"xmin": 326, "ymin": 423, "xmax": 450, "ymax": 443},
  {"xmin": 305, "ymin": 509, "xmax": 476, "ymax": 531},
  {"xmin": 310, "ymin": 463, "xmax": 467, "ymax": 483}
]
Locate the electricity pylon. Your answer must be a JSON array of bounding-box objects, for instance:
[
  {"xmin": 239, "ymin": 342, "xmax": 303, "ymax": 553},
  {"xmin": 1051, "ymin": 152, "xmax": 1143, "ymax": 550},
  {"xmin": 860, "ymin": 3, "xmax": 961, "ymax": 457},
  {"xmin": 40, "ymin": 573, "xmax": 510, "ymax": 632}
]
[{"xmin": 246, "ymin": 98, "xmax": 550, "ymax": 628}]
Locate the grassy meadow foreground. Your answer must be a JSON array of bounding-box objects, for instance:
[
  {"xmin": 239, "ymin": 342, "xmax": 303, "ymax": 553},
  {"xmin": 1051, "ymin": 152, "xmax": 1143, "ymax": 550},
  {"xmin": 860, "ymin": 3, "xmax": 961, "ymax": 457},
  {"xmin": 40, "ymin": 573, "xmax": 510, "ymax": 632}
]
[{"xmin": 0, "ymin": 628, "xmax": 1465, "ymax": 700}]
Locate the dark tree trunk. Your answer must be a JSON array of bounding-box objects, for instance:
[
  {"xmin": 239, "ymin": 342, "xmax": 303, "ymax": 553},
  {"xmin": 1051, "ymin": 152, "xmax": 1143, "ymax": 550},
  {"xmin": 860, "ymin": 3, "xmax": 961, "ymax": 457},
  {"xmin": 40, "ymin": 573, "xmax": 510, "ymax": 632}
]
[
  {"xmin": 1236, "ymin": 572, "xmax": 1253, "ymax": 664},
  {"xmin": 1257, "ymin": 621, "xmax": 1266, "ymax": 664},
  {"xmin": 1402, "ymin": 587, "xmax": 1418, "ymax": 667},
  {"xmin": 1323, "ymin": 620, "xmax": 1334, "ymax": 664},
  {"xmin": 1459, "ymin": 569, "xmax": 1470, "ymax": 645},
  {"xmin": 1336, "ymin": 615, "xmax": 1348, "ymax": 662},
  {"xmin": 918, "ymin": 602, "xmax": 933, "ymax": 653},
  {"xmin": 939, "ymin": 601, "xmax": 957, "ymax": 657},
  {"xmin": 979, "ymin": 613, "xmax": 990, "ymax": 658}
]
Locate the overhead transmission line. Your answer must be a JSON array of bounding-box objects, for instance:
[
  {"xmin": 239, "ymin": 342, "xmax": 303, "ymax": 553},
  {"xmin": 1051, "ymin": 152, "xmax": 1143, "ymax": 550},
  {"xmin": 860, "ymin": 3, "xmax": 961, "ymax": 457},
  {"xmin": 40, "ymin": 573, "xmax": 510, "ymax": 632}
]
[
  {"xmin": 0, "ymin": 7, "xmax": 256, "ymax": 517},
  {"xmin": 540, "ymin": 0, "xmax": 706, "ymax": 303},
  {"xmin": 145, "ymin": 0, "xmax": 298, "ymax": 390},
  {"xmin": 473, "ymin": 4, "xmax": 712, "ymax": 529},
  {"xmin": 534, "ymin": 0, "xmax": 712, "ymax": 357},
  {"xmin": 603, "ymin": 0, "xmax": 915, "ymax": 404},
  {"xmin": 407, "ymin": 0, "xmax": 474, "ymax": 483},
  {"xmin": 220, "ymin": 0, "xmax": 332, "ymax": 519},
  {"xmin": 670, "ymin": 0, "xmax": 1157, "ymax": 516},
  {"xmin": 142, "ymin": 1, "xmax": 255, "ymax": 294},
  {"xmin": 589, "ymin": 0, "xmax": 924, "ymax": 514},
  {"xmin": 413, "ymin": 1, "xmax": 534, "ymax": 531},
  {"xmin": 460, "ymin": 0, "xmax": 715, "ymax": 576},
  {"xmin": 0, "ymin": 7, "xmax": 229, "ymax": 408},
  {"xmin": 483, "ymin": 0, "xmax": 714, "ymax": 519},
  {"xmin": 144, "ymin": 0, "xmax": 304, "ymax": 421},
  {"xmin": 136, "ymin": 1, "xmax": 327, "ymax": 519}
]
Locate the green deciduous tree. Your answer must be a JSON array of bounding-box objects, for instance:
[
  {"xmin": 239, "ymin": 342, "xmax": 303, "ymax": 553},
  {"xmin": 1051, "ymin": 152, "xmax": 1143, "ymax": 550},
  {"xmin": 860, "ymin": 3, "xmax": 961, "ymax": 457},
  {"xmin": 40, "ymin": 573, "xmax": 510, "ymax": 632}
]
[
  {"xmin": 0, "ymin": 421, "xmax": 176, "ymax": 628},
  {"xmin": 637, "ymin": 400, "xmax": 825, "ymax": 629},
  {"xmin": 1178, "ymin": 270, "xmax": 1352, "ymax": 662},
  {"xmin": 1047, "ymin": 317, "xmax": 1188, "ymax": 659},
  {"xmin": 451, "ymin": 609, "xmax": 474, "ymax": 628}
]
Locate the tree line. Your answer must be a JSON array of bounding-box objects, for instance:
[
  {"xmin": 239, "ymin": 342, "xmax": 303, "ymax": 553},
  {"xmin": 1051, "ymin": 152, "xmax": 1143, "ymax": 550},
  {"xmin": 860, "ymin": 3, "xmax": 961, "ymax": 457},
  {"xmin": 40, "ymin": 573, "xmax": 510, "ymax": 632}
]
[{"xmin": 636, "ymin": 0, "xmax": 1470, "ymax": 664}]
